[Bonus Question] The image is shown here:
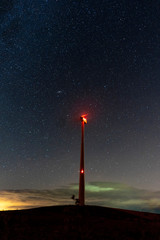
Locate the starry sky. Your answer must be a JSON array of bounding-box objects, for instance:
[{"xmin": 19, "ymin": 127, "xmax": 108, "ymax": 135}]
[{"xmin": 1, "ymin": 0, "xmax": 160, "ymax": 210}]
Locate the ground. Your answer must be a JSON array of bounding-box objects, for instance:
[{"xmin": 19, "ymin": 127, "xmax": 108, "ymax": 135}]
[{"xmin": 0, "ymin": 205, "xmax": 160, "ymax": 239}]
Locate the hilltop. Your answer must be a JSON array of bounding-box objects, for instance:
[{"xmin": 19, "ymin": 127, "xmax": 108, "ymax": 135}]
[{"xmin": 0, "ymin": 205, "xmax": 160, "ymax": 239}]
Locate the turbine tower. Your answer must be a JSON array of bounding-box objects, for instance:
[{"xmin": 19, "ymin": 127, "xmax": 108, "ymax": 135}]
[{"xmin": 79, "ymin": 114, "xmax": 87, "ymax": 206}]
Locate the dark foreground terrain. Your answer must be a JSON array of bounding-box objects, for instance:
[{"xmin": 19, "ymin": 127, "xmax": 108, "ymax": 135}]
[{"xmin": 0, "ymin": 205, "xmax": 160, "ymax": 240}]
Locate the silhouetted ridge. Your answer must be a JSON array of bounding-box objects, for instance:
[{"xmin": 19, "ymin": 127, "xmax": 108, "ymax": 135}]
[{"xmin": 0, "ymin": 205, "xmax": 160, "ymax": 239}]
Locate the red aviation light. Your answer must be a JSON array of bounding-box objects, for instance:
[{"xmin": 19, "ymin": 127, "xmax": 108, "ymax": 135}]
[
  {"xmin": 80, "ymin": 114, "xmax": 87, "ymax": 124},
  {"xmin": 81, "ymin": 169, "xmax": 84, "ymax": 174},
  {"xmin": 82, "ymin": 117, "xmax": 87, "ymax": 124}
]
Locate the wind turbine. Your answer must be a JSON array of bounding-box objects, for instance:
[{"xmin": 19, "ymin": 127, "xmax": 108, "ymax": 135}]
[{"xmin": 79, "ymin": 114, "xmax": 87, "ymax": 206}]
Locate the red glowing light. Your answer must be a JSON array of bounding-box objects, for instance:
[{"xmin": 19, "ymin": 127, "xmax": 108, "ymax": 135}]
[
  {"xmin": 81, "ymin": 169, "xmax": 84, "ymax": 174},
  {"xmin": 80, "ymin": 114, "xmax": 87, "ymax": 124}
]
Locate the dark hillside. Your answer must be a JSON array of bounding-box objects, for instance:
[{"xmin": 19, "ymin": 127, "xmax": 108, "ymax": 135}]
[{"xmin": 0, "ymin": 205, "xmax": 160, "ymax": 239}]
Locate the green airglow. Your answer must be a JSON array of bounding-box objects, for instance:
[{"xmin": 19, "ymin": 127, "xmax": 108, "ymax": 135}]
[{"xmin": 72, "ymin": 184, "xmax": 114, "ymax": 192}]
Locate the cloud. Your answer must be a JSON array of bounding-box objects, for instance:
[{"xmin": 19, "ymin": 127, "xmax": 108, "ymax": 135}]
[{"xmin": 0, "ymin": 182, "xmax": 160, "ymax": 213}]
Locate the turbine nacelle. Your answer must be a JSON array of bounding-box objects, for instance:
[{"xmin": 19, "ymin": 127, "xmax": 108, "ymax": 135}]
[{"xmin": 80, "ymin": 115, "xmax": 87, "ymax": 124}]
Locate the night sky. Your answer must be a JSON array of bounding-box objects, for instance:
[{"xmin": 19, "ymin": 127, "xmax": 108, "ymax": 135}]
[{"xmin": 1, "ymin": 0, "xmax": 160, "ymax": 210}]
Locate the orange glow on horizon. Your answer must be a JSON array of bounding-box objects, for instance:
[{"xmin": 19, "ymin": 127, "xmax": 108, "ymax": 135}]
[{"xmin": 0, "ymin": 199, "xmax": 35, "ymax": 211}]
